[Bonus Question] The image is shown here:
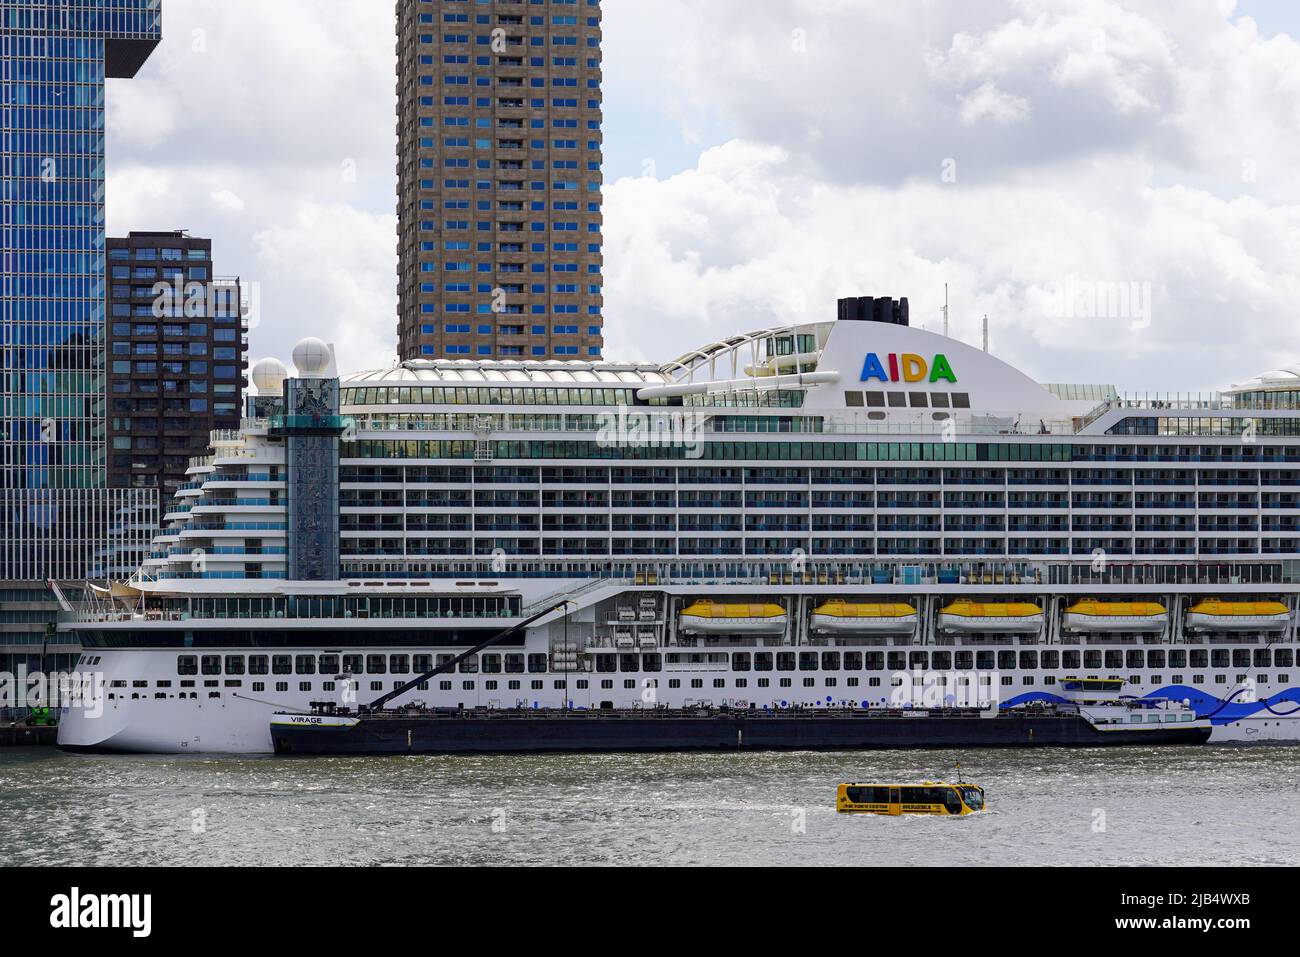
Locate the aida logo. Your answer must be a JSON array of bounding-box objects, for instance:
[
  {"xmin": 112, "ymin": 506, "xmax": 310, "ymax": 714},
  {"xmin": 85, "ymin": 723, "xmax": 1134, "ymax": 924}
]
[{"xmin": 861, "ymin": 353, "xmax": 957, "ymax": 384}]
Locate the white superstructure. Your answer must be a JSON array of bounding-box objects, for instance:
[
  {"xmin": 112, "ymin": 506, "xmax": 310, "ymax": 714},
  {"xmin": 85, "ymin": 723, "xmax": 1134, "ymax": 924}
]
[{"xmin": 58, "ymin": 318, "xmax": 1300, "ymax": 752}]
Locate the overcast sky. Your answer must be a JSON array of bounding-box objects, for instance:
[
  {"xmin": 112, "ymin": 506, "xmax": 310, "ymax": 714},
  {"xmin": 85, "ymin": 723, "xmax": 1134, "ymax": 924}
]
[{"xmin": 105, "ymin": 0, "xmax": 1300, "ymax": 392}]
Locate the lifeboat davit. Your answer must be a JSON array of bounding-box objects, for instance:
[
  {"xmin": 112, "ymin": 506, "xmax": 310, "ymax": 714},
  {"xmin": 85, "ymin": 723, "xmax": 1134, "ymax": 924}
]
[
  {"xmin": 679, "ymin": 601, "xmax": 787, "ymax": 635},
  {"xmin": 939, "ymin": 601, "xmax": 1043, "ymax": 634},
  {"xmin": 1186, "ymin": 600, "xmax": 1291, "ymax": 632},
  {"xmin": 811, "ymin": 601, "xmax": 917, "ymax": 635},
  {"xmin": 1063, "ymin": 600, "xmax": 1168, "ymax": 633}
]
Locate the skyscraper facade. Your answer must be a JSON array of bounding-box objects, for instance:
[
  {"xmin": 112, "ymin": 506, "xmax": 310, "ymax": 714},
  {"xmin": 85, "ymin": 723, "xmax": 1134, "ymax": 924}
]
[
  {"xmin": 395, "ymin": 0, "xmax": 605, "ymax": 363},
  {"xmin": 0, "ymin": 1, "xmax": 162, "ymax": 669},
  {"xmin": 105, "ymin": 231, "xmax": 247, "ymax": 517}
]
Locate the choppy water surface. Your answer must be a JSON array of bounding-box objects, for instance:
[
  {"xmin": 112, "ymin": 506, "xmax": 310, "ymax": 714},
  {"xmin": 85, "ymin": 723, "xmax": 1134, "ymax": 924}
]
[{"xmin": 0, "ymin": 746, "xmax": 1296, "ymax": 866}]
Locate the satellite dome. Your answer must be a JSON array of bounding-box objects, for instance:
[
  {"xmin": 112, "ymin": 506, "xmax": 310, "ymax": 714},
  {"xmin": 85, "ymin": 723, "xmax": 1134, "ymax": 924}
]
[
  {"xmin": 292, "ymin": 337, "xmax": 333, "ymax": 377},
  {"xmin": 250, "ymin": 357, "xmax": 289, "ymax": 396}
]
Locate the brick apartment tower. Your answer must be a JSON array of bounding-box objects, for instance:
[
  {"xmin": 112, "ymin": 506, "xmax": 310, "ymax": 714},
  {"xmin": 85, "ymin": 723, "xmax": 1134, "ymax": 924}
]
[
  {"xmin": 395, "ymin": 0, "xmax": 605, "ymax": 362},
  {"xmin": 105, "ymin": 232, "xmax": 248, "ymax": 517}
]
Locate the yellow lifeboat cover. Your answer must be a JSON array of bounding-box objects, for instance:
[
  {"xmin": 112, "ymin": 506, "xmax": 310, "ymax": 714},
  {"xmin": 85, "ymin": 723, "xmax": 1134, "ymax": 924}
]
[
  {"xmin": 1189, "ymin": 600, "xmax": 1289, "ymax": 617},
  {"xmin": 941, "ymin": 601, "xmax": 1041, "ymax": 619},
  {"xmin": 1066, "ymin": 600, "xmax": 1167, "ymax": 617},
  {"xmin": 813, "ymin": 601, "xmax": 916, "ymax": 619},
  {"xmin": 681, "ymin": 601, "xmax": 785, "ymax": 620}
]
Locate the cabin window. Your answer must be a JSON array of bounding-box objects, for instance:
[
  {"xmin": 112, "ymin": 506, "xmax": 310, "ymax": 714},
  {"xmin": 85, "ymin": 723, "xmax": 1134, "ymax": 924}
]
[
  {"xmin": 1126, "ymin": 651, "xmax": 1144, "ymax": 669},
  {"xmin": 778, "ymin": 653, "xmax": 797, "ymax": 672},
  {"xmin": 1062, "ymin": 651, "xmax": 1080, "ymax": 669},
  {"xmin": 596, "ymin": 654, "xmax": 616, "ymax": 674},
  {"xmin": 619, "ymin": 654, "xmax": 638, "ymax": 673},
  {"xmin": 1147, "ymin": 650, "xmax": 1166, "ymax": 668},
  {"xmin": 249, "ymin": 656, "xmax": 269, "ymax": 675},
  {"xmin": 798, "ymin": 652, "xmax": 818, "ymax": 672},
  {"xmin": 272, "ymin": 656, "xmax": 292, "ymax": 675},
  {"xmin": 391, "ymin": 655, "xmax": 411, "ymax": 674},
  {"xmin": 528, "ymin": 654, "xmax": 549, "ymax": 674},
  {"xmin": 733, "ymin": 653, "xmax": 751, "ymax": 672},
  {"xmin": 295, "ymin": 655, "xmax": 316, "ymax": 675},
  {"xmin": 1190, "ymin": 650, "xmax": 1209, "ymax": 668},
  {"xmin": 888, "ymin": 652, "xmax": 906, "ymax": 670},
  {"xmin": 865, "ymin": 652, "xmax": 885, "ymax": 671},
  {"xmin": 642, "ymin": 654, "xmax": 662, "ymax": 673},
  {"xmin": 755, "ymin": 653, "xmax": 774, "ymax": 672},
  {"xmin": 365, "ymin": 655, "xmax": 387, "ymax": 675},
  {"xmin": 822, "ymin": 652, "xmax": 841, "ymax": 671},
  {"xmin": 846, "ymin": 786, "xmax": 888, "ymax": 804},
  {"xmin": 177, "ymin": 656, "xmax": 198, "ymax": 676},
  {"xmin": 201, "ymin": 655, "xmax": 221, "ymax": 676},
  {"xmin": 505, "ymin": 654, "xmax": 525, "ymax": 674},
  {"xmin": 1211, "ymin": 650, "xmax": 1230, "ymax": 668},
  {"xmin": 909, "ymin": 652, "xmax": 928, "ymax": 670},
  {"xmin": 223, "ymin": 656, "xmax": 245, "ymax": 676},
  {"xmin": 1019, "ymin": 652, "xmax": 1037, "ymax": 669},
  {"xmin": 319, "ymin": 655, "xmax": 340, "ymax": 674},
  {"xmin": 343, "ymin": 654, "xmax": 364, "ymax": 674},
  {"xmin": 458, "ymin": 657, "xmax": 479, "ymax": 674}
]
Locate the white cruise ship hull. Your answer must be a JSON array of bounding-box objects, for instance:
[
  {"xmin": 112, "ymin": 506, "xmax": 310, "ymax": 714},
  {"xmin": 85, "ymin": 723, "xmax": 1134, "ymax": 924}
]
[{"xmin": 57, "ymin": 638, "xmax": 1300, "ymax": 754}]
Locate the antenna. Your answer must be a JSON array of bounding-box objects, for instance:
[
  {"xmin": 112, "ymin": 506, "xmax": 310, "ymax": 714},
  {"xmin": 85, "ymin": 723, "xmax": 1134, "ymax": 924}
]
[
  {"xmin": 943, "ymin": 283, "xmax": 950, "ymax": 338},
  {"xmin": 982, "ymin": 315, "xmax": 989, "ymax": 353}
]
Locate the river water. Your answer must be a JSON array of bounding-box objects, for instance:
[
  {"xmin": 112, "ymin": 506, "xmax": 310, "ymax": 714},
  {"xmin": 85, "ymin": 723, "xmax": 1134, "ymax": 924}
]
[{"xmin": 1, "ymin": 746, "xmax": 1296, "ymax": 866}]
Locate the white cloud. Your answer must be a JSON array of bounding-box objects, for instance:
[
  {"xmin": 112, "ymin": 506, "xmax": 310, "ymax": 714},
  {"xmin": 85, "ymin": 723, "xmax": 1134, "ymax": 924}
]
[
  {"xmin": 102, "ymin": 0, "xmax": 1300, "ymax": 395},
  {"xmin": 209, "ymin": 189, "xmax": 246, "ymax": 212}
]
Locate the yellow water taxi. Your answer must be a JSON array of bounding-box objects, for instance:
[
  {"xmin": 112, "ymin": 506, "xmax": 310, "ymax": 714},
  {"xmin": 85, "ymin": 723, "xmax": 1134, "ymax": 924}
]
[
  {"xmin": 1186, "ymin": 600, "xmax": 1291, "ymax": 632},
  {"xmin": 939, "ymin": 600, "xmax": 1042, "ymax": 633},
  {"xmin": 678, "ymin": 601, "xmax": 787, "ymax": 635},
  {"xmin": 1063, "ymin": 600, "xmax": 1168, "ymax": 633},
  {"xmin": 810, "ymin": 601, "xmax": 917, "ymax": 635},
  {"xmin": 837, "ymin": 781, "xmax": 986, "ymax": 816}
]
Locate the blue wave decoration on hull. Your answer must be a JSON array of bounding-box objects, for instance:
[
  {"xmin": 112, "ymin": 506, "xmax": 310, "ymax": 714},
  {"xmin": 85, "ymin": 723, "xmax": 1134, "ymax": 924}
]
[{"xmin": 999, "ymin": 687, "xmax": 1300, "ymax": 725}]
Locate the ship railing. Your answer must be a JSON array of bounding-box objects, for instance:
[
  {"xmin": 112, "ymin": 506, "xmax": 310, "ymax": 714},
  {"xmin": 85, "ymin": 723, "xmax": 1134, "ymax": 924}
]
[{"xmin": 522, "ymin": 575, "xmax": 622, "ymax": 616}]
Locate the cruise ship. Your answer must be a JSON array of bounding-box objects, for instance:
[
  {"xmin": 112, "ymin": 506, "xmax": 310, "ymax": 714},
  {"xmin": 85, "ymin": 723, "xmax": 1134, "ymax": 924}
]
[{"xmin": 57, "ymin": 300, "xmax": 1300, "ymax": 752}]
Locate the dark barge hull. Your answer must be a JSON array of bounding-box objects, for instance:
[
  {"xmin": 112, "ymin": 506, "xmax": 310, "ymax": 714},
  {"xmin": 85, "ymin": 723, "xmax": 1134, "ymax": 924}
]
[{"xmin": 271, "ymin": 712, "xmax": 1212, "ymax": 756}]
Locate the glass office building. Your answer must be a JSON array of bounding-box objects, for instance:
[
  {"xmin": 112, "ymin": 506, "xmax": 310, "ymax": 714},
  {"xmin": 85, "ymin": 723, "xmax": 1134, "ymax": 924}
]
[
  {"xmin": 0, "ymin": 0, "xmax": 161, "ymax": 583},
  {"xmin": 1, "ymin": 1, "xmax": 163, "ymax": 685}
]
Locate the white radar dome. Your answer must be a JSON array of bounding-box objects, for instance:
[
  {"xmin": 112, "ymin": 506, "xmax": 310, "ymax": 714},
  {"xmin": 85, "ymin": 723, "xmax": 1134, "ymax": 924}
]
[
  {"xmin": 292, "ymin": 337, "xmax": 333, "ymax": 377},
  {"xmin": 250, "ymin": 357, "xmax": 289, "ymax": 396}
]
